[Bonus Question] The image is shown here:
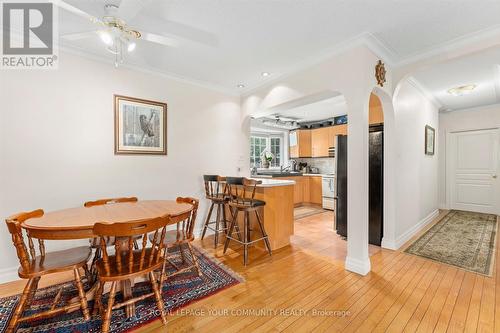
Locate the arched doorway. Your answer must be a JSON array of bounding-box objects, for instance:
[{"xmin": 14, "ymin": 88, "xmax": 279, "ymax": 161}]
[{"xmin": 368, "ymin": 88, "xmax": 397, "ymax": 250}]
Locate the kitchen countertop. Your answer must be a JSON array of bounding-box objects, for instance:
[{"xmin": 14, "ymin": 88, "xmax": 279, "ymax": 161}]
[
  {"xmin": 250, "ymin": 178, "xmax": 296, "ymax": 187},
  {"xmin": 254, "ymin": 173, "xmax": 334, "ymax": 179}
]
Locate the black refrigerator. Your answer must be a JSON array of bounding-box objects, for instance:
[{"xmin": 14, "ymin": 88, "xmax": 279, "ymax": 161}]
[{"xmin": 335, "ymin": 125, "xmax": 384, "ymax": 246}]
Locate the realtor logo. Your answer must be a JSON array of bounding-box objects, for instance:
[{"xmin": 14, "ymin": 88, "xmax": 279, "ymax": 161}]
[{"xmin": 1, "ymin": 1, "xmax": 58, "ymax": 69}]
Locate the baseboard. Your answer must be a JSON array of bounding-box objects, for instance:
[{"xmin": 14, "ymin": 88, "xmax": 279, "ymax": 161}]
[
  {"xmin": 394, "ymin": 209, "xmax": 440, "ymax": 250},
  {"xmin": 381, "ymin": 237, "xmax": 397, "ymax": 250},
  {"xmin": 0, "ymin": 266, "xmax": 19, "ymax": 284},
  {"xmin": 345, "ymin": 256, "xmax": 371, "ymax": 276}
]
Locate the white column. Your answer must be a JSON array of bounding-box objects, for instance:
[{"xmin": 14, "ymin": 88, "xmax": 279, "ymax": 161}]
[{"xmin": 344, "ymin": 95, "xmax": 371, "ymax": 275}]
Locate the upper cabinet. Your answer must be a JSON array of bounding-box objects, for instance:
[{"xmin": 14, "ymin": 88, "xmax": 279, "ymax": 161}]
[
  {"xmin": 289, "ymin": 129, "xmax": 311, "ymax": 158},
  {"xmin": 369, "ymin": 94, "xmax": 384, "ymax": 125},
  {"xmin": 329, "ymin": 124, "xmax": 347, "ymax": 147},
  {"xmin": 311, "ymin": 127, "xmax": 330, "ymax": 157}
]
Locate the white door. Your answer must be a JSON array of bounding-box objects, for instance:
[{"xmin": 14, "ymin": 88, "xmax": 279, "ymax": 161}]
[{"xmin": 448, "ymin": 128, "xmax": 500, "ymax": 214}]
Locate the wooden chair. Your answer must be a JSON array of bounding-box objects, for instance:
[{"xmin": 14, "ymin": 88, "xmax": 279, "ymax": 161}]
[
  {"xmin": 92, "ymin": 216, "xmax": 170, "ymax": 333},
  {"xmin": 223, "ymin": 177, "xmax": 272, "ymax": 265},
  {"xmin": 84, "ymin": 197, "xmax": 140, "ymax": 273},
  {"xmin": 201, "ymin": 175, "xmax": 241, "ymax": 247},
  {"xmin": 5, "ymin": 210, "xmax": 91, "ymax": 333},
  {"xmin": 151, "ymin": 197, "xmax": 202, "ymax": 278}
]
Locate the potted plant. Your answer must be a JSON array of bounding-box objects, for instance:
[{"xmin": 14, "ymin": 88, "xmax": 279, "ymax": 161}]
[{"xmin": 261, "ymin": 150, "xmax": 274, "ymax": 168}]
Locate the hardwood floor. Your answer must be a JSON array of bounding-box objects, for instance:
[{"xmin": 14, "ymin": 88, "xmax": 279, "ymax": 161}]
[{"xmin": 0, "ymin": 210, "xmax": 497, "ymax": 332}]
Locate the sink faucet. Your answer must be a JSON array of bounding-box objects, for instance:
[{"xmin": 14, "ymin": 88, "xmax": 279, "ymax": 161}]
[{"xmin": 280, "ymin": 164, "xmax": 290, "ymax": 172}]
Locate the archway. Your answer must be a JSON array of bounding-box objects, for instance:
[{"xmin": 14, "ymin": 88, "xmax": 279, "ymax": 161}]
[{"xmin": 368, "ymin": 88, "xmax": 397, "ymax": 250}]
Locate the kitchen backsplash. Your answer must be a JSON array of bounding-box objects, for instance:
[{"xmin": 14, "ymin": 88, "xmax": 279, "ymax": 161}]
[{"xmin": 292, "ymin": 158, "xmax": 335, "ymax": 174}]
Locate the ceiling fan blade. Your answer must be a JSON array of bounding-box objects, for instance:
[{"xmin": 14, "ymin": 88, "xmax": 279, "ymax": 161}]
[
  {"xmin": 142, "ymin": 32, "xmax": 179, "ymax": 48},
  {"xmin": 61, "ymin": 31, "xmax": 97, "ymax": 41},
  {"xmin": 118, "ymin": 0, "xmax": 153, "ymax": 22},
  {"xmin": 134, "ymin": 15, "xmax": 219, "ymax": 48},
  {"xmin": 51, "ymin": 0, "xmax": 103, "ymax": 25}
]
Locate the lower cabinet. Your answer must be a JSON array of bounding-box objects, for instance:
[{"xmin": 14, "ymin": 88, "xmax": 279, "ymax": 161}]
[
  {"xmin": 309, "ymin": 176, "xmax": 322, "ymax": 205},
  {"xmin": 281, "ymin": 176, "xmax": 322, "ymax": 206}
]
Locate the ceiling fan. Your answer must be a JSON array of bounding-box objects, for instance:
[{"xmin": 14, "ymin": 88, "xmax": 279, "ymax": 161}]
[{"xmin": 54, "ymin": 0, "xmax": 218, "ymax": 67}]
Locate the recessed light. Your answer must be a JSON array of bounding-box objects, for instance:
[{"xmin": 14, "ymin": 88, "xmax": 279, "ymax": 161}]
[
  {"xmin": 447, "ymin": 84, "xmax": 476, "ymax": 96},
  {"xmin": 261, "ymin": 72, "xmax": 271, "ymax": 77},
  {"xmin": 237, "ymin": 84, "xmax": 245, "ymax": 88}
]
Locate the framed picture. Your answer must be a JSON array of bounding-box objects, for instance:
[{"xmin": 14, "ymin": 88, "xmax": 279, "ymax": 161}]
[
  {"xmin": 114, "ymin": 95, "xmax": 167, "ymax": 155},
  {"xmin": 425, "ymin": 125, "xmax": 435, "ymax": 155}
]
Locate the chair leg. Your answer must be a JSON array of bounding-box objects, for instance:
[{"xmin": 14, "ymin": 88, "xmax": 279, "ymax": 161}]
[
  {"xmin": 179, "ymin": 243, "xmax": 186, "ymax": 263},
  {"xmin": 74, "ymin": 268, "xmax": 90, "ymax": 321},
  {"xmin": 102, "ymin": 281, "xmax": 117, "ymax": 333},
  {"xmin": 255, "ymin": 210, "xmax": 272, "ymax": 256},
  {"xmin": 25, "ymin": 276, "xmax": 40, "ymax": 308},
  {"xmin": 214, "ymin": 203, "xmax": 221, "ymax": 248},
  {"xmin": 93, "ymin": 281, "xmax": 104, "ymax": 316},
  {"xmin": 7, "ymin": 278, "xmax": 37, "ymax": 333},
  {"xmin": 243, "ymin": 212, "xmax": 249, "ymax": 266},
  {"xmin": 222, "ymin": 204, "xmax": 227, "ymax": 235},
  {"xmin": 201, "ymin": 202, "xmax": 215, "ymax": 240},
  {"xmin": 229, "ymin": 206, "xmax": 242, "ymax": 241},
  {"xmin": 149, "ymin": 271, "xmax": 168, "ymax": 325},
  {"xmin": 223, "ymin": 209, "xmax": 239, "ymax": 254},
  {"xmin": 187, "ymin": 242, "xmax": 202, "ymax": 277}
]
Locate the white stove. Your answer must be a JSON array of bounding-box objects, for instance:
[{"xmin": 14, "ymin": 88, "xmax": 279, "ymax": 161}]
[{"xmin": 321, "ymin": 174, "xmax": 335, "ymax": 210}]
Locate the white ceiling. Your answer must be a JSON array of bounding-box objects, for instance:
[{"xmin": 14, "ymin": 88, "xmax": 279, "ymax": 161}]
[
  {"xmin": 267, "ymin": 95, "xmax": 347, "ymax": 123},
  {"xmin": 412, "ymin": 46, "xmax": 500, "ymax": 111},
  {"xmin": 58, "ymin": 0, "xmax": 500, "ymax": 94}
]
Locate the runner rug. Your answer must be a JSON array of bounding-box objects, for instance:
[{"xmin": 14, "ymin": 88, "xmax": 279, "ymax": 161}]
[{"xmin": 405, "ymin": 210, "xmax": 498, "ymax": 276}]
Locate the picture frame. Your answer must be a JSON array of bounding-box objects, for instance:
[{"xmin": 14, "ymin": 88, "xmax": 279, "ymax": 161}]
[
  {"xmin": 114, "ymin": 95, "xmax": 167, "ymax": 155},
  {"xmin": 425, "ymin": 125, "xmax": 435, "ymax": 156}
]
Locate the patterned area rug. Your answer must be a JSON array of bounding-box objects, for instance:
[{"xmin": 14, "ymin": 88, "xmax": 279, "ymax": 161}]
[
  {"xmin": 0, "ymin": 246, "xmax": 243, "ymax": 332},
  {"xmin": 294, "ymin": 206, "xmax": 327, "ymax": 220},
  {"xmin": 405, "ymin": 210, "xmax": 498, "ymax": 276}
]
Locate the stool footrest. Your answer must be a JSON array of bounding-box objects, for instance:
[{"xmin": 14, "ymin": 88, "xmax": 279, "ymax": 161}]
[{"xmin": 224, "ymin": 234, "xmax": 268, "ymax": 245}]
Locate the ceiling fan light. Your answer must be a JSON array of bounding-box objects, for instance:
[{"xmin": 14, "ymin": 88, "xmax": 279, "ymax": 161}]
[
  {"xmin": 127, "ymin": 41, "xmax": 136, "ymax": 52},
  {"xmin": 98, "ymin": 31, "xmax": 113, "ymax": 46}
]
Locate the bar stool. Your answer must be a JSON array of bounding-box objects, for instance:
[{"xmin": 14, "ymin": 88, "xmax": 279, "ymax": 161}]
[
  {"xmin": 201, "ymin": 175, "xmax": 235, "ymax": 247},
  {"xmin": 223, "ymin": 177, "xmax": 272, "ymax": 265}
]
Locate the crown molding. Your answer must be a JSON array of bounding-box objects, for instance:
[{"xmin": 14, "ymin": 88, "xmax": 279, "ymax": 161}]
[
  {"xmin": 56, "ymin": 23, "xmax": 500, "ymax": 101},
  {"xmin": 241, "ymin": 32, "xmax": 398, "ymax": 97},
  {"xmin": 394, "ymin": 24, "xmax": 500, "ymax": 67},
  {"xmin": 58, "ymin": 45, "xmax": 240, "ymax": 97}
]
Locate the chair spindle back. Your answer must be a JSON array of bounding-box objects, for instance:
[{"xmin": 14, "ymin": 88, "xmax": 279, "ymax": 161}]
[
  {"xmin": 93, "ymin": 216, "xmax": 169, "ymax": 273},
  {"xmin": 171, "ymin": 197, "xmax": 199, "ymax": 242},
  {"xmin": 226, "ymin": 177, "xmax": 261, "ymax": 206},
  {"xmin": 5, "ymin": 209, "xmax": 45, "ymax": 271},
  {"xmin": 203, "ymin": 175, "xmax": 227, "ymax": 200}
]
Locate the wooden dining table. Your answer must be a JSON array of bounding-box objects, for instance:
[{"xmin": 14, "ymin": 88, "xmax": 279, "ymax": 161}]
[{"xmin": 22, "ymin": 199, "xmax": 193, "ymax": 318}]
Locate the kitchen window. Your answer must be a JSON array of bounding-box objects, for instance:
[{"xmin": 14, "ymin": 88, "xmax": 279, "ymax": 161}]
[{"xmin": 250, "ymin": 134, "xmax": 283, "ymax": 168}]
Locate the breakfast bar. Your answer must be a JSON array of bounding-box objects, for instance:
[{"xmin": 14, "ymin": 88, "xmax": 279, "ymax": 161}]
[{"xmin": 225, "ymin": 178, "xmax": 295, "ymax": 251}]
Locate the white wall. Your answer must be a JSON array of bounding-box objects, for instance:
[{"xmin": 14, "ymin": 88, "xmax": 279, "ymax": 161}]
[
  {"xmin": 438, "ymin": 104, "xmax": 500, "ymax": 207},
  {"xmin": 391, "ymin": 80, "xmax": 440, "ymax": 247},
  {"xmin": 0, "ymin": 52, "xmax": 245, "ymax": 282}
]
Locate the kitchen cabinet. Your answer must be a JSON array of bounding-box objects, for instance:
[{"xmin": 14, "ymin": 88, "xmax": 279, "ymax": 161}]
[
  {"xmin": 369, "ymin": 93, "xmax": 384, "ymax": 125},
  {"xmin": 289, "ymin": 129, "xmax": 311, "ymax": 158},
  {"xmin": 309, "ymin": 176, "xmax": 323, "ymax": 204},
  {"xmin": 328, "ymin": 124, "xmax": 348, "ymax": 148},
  {"xmin": 311, "ymin": 127, "xmax": 330, "ymax": 157},
  {"xmin": 279, "ymin": 176, "xmax": 322, "ymax": 206}
]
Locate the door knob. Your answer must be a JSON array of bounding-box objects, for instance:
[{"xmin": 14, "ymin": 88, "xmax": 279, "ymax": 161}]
[{"xmin": 493, "ymin": 175, "xmax": 498, "ymax": 179}]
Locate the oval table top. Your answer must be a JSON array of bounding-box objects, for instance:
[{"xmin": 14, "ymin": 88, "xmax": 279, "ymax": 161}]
[{"xmin": 22, "ymin": 200, "xmax": 193, "ymax": 239}]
